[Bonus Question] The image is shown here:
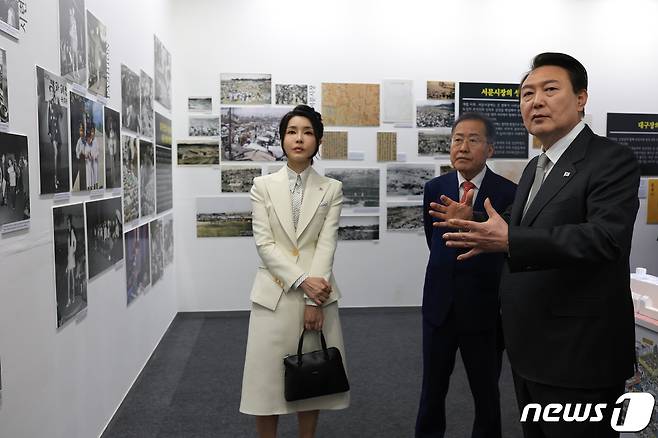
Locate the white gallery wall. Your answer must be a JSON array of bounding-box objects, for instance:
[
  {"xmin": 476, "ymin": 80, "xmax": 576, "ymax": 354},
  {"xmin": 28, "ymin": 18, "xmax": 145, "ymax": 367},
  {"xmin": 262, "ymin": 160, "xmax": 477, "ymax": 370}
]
[
  {"xmin": 0, "ymin": 0, "xmax": 177, "ymax": 437},
  {"xmin": 171, "ymin": 0, "xmax": 658, "ymax": 311}
]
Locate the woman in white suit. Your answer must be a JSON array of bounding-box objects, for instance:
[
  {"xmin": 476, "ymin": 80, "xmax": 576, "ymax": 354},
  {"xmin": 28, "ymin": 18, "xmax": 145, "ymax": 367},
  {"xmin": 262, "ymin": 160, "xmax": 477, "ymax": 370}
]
[{"xmin": 240, "ymin": 105, "xmax": 349, "ymax": 438}]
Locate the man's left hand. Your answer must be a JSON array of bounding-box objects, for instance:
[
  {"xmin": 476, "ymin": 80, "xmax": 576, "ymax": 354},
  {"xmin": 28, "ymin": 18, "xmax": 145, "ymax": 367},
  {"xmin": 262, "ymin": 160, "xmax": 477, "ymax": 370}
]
[{"xmin": 442, "ymin": 198, "xmax": 509, "ymax": 261}]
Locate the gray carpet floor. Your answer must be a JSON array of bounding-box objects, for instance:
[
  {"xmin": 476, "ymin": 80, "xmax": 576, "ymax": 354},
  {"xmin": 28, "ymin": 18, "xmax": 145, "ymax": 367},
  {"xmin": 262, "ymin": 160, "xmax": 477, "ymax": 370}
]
[{"xmin": 102, "ymin": 308, "xmax": 523, "ymax": 437}]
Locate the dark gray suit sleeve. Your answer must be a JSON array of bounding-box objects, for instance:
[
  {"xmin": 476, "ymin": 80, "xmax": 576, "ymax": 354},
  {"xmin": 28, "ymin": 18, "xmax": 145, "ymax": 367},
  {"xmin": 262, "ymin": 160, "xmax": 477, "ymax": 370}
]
[{"xmin": 507, "ymin": 145, "xmax": 640, "ymax": 272}]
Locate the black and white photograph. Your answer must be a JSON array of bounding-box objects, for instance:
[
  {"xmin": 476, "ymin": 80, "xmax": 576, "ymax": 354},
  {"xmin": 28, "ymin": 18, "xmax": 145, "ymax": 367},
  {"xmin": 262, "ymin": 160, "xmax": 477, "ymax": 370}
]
[
  {"xmin": 188, "ymin": 97, "xmax": 212, "ymax": 113},
  {"xmin": 85, "ymin": 196, "xmax": 123, "ymax": 280},
  {"xmin": 122, "ymin": 135, "xmax": 139, "ymax": 223},
  {"xmin": 427, "ymin": 81, "xmax": 455, "ymax": 100},
  {"xmin": 86, "ymin": 11, "xmax": 108, "ymax": 98},
  {"xmin": 104, "ymin": 107, "xmax": 121, "ymax": 189},
  {"xmin": 439, "ymin": 164, "xmax": 455, "ymax": 175},
  {"xmin": 0, "ymin": 0, "xmax": 19, "ymax": 37},
  {"xmin": 387, "ymin": 202, "xmax": 423, "ymax": 231},
  {"xmin": 386, "ymin": 163, "xmax": 435, "ymax": 197},
  {"xmin": 69, "ymin": 91, "xmax": 104, "ymax": 191},
  {"xmin": 125, "ymin": 223, "xmax": 150, "ymax": 305},
  {"xmin": 0, "ymin": 132, "xmax": 30, "ymax": 228},
  {"xmin": 154, "ymin": 35, "xmax": 171, "ymax": 110},
  {"xmin": 156, "ymin": 144, "xmax": 172, "ymax": 214},
  {"xmin": 196, "ymin": 196, "xmax": 253, "ymax": 238},
  {"xmin": 416, "ymin": 100, "xmax": 455, "ymax": 128},
  {"xmin": 220, "ymin": 165, "xmax": 261, "ymax": 193},
  {"xmin": 324, "ymin": 168, "xmax": 380, "ymax": 213},
  {"xmin": 220, "ymin": 106, "xmax": 288, "ymax": 161},
  {"xmin": 189, "ymin": 115, "xmax": 219, "ymax": 137},
  {"xmin": 338, "ymin": 215, "xmax": 379, "ymax": 241},
  {"xmin": 36, "ymin": 66, "xmax": 70, "ymax": 194},
  {"xmin": 59, "ymin": 0, "xmax": 86, "ymax": 85},
  {"xmin": 139, "ymin": 140, "xmax": 155, "ymax": 217},
  {"xmin": 418, "ymin": 130, "xmax": 451, "ymax": 156},
  {"xmin": 150, "ymin": 217, "xmax": 164, "ymax": 285},
  {"xmin": 140, "ymin": 71, "xmax": 154, "ymax": 138},
  {"xmin": 221, "ymin": 73, "xmax": 272, "ymax": 105},
  {"xmin": 275, "ymin": 84, "xmax": 307, "ymax": 105},
  {"xmin": 0, "ymin": 47, "xmax": 8, "ymax": 124},
  {"xmin": 121, "ymin": 64, "xmax": 140, "ymax": 133},
  {"xmin": 177, "ymin": 140, "xmax": 219, "ymax": 165},
  {"xmin": 163, "ymin": 214, "xmax": 173, "ymax": 266},
  {"xmin": 53, "ymin": 203, "xmax": 87, "ymax": 328}
]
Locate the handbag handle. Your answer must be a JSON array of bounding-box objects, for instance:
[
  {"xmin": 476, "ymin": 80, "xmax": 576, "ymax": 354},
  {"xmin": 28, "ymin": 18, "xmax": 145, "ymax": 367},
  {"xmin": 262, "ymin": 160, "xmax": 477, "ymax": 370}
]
[{"xmin": 295, "ymin": 329, "xmax": 329, "ymax": 366}]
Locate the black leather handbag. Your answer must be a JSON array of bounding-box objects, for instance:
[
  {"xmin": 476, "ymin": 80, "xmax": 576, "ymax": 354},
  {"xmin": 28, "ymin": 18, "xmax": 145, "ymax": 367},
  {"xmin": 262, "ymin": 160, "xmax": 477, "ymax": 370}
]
[{"xmin": 283, "ymin": 329, "xmax": 350, "ymax": 402}]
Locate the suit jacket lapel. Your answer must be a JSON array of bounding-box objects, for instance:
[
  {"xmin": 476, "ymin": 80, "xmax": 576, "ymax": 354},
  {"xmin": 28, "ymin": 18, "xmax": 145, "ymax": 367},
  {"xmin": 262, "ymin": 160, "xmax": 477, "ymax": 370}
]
[
  {"xmin": 265, "ymin": 167, "xmax": 297, "ymax": 245},
  {"xmin": 444, "ymin": 171, "xmax": 459, "ymax": 205},
  {"xmin": 296, "ymin": 167, "xmax": 329, "ymax": 238},
  {"xmin": 520, "ymin": 126, "xmax": 590, "ymax": 226},
  {"xmin": 473, "ymin": 167, "xmax": 493, "ymax": 209}
]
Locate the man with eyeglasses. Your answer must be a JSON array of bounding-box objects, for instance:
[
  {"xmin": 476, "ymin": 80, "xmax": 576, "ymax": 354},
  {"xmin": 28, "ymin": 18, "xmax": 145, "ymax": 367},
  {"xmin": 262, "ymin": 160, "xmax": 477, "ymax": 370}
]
[
  {"xmin": 436, "ymin": 53, "xmax": 640, "ymax": 438},
  {"xmin": 416, "ymin": 112, "xmax": 517, "ymax": 438}
]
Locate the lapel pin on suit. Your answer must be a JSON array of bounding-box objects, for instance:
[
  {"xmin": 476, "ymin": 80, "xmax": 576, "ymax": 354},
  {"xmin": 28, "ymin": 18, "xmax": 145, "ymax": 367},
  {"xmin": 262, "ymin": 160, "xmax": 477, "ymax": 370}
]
[{"xmin": 563, "ymin": 172, "xmax": 571, "ymax": 177}]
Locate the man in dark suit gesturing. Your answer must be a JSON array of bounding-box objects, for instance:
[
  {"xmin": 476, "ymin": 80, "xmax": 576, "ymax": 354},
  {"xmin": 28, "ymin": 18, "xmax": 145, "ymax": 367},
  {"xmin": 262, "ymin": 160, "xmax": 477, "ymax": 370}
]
[
  {"xmin": 416, "ymin": 113, "xmax": 516, "ymax": 438},
  {"xmin": 438, "ymin": 53, "xmax": 640, "ymax": 437}
]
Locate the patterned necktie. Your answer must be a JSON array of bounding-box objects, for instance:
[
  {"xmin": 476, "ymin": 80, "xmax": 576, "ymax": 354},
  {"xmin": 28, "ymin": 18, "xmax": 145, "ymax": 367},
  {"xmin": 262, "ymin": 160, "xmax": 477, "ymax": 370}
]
[
  {"xmin": 460, "ymin": 181, "xmax": 476, "ymax": 204},
  {"xmin": 292, "ymin": 174, "xmax": 303, "ymax": 229},
  {"xmin": 522, "ymin": 153, "xmax": 550, "ymax": 219}
]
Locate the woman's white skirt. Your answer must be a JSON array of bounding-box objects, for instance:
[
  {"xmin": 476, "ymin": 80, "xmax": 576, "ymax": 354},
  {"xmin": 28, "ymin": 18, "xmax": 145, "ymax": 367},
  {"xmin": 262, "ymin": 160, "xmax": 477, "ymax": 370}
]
[{"xmin": 239, "ymin": 290, "xmax": 350, "ymax": 415}]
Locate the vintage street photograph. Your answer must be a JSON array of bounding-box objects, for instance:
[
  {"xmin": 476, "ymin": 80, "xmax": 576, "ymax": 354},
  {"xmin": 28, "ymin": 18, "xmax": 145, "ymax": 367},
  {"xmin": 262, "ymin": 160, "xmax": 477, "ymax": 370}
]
[
  {"xmin": 163, "ymin": 214, "xmax": 173, "ymax": 266},
  {"xmin": 140, "ymin": 71, "xmax": 154, "ymax": 138},
  {"xmin": 418, "ymin": 130, "xmax": 451, "ymax": 156},
  {"xmin": 150, "ymin": 217, "xmax": 164, "ymax": 285},
  {"xmin": 324, "ymin": 167, "xmax": 380, "ymax": 213},
  {"xmin": 177, "ymin": 140, "xmax": 220, "ymax": 165},
  {"xmin": 220, "ymin": 73, "xmax": 272, "ymax": 105},
  {"xmin": 104, "ymin": 107, "xmax": 121, "ymax": 189},
  {"xmin": 189, "ymin": 115, "xmax": 220, "ymax": 137},
  {"xmin": 52, "ymin": 202, "xmax": 87, "ymax": 328},
  {"xmin": 0, "ymin": 0, "xmax": 19, "ymax": 34},
  {"xmin": 220, "ymin": 165, "xmax": 261, "ymax": 193},
  {"xmin": 59, "ymin": 0, "xmax": 86, "ymax": 85},
  {"xmin": 386, "ymin": 163, "xmax": 435, "ymax": 197},
  {"xmin": 221, "ymin": 106, "xmax": 288, "ymax": 161},
  {"xmin": 0, "ymin": 132, "xmax": 30, "ymax": 228},
  {"xmin": 36, "ymin": 66, "xmax": 70, "ymax": 193},
  {"xmin": 275, "ymin": 84, "xmax": 307, "ymax": 105},
  {"xmin": 125, "ymin": 223, "xmax": 150, "ymax": 305},
  {"xmin": 154, "ymin": 35, "xmax": 171, "ymax": 109},
  {"xmin": 69, "ymin": 91, "xmax": 105, "ymax": 191},
  {"xmin": 121, "ymin": 64, "xmax": 140, "ymax": 133},
  {"xmin": 86, "ymin": 11, "xmax": 108, "ymax": 97},
  {"xmin": 85, "ymin": 196, "xmax": 123, "ymax": 280},
  {"xmin": 427, "ymin": 81, "xmax": 455, "ymax": 100},
  {"xmin": 416, "ymin": 100, "xmax": 455, "ymax": 128},
  {"xmin": 387, "ymin": 202, "xmax": 423, "ymax": 231},
  {"xmin": 196, "ymin": 196, "xmax": 253, "ymax": 238},
  {"xmin": 338, "ymin": 215, "xmax": 379, "ymax": 241},
  {"xmin": 122, "ymin": 135, "xmax": 139, "ymax": 223},
  {"xmin": 139, "ymin": 140, "xmax": 155, "ymax": 217}
]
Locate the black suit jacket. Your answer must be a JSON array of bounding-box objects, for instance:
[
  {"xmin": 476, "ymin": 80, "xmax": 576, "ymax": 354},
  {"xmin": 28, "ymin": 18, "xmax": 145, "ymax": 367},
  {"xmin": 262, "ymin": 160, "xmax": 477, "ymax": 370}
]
[
  {"xmin": 500, "ymin": 125, "xmax": 640, "ymax": 388},
  {"xmin": 423, "ymin": 168, "xmax": 517, "ymax": 331}
]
